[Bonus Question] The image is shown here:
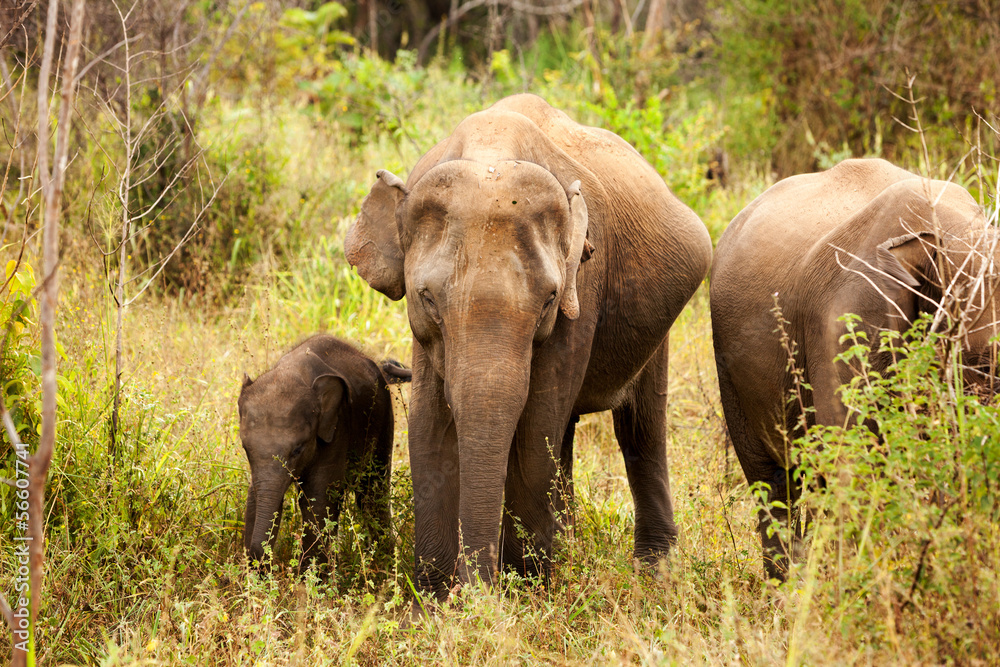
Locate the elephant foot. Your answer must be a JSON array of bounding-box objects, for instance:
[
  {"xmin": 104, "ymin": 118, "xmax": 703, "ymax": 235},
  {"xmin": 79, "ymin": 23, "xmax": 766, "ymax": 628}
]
[
  {"xmin": 401, "ymin": 598, "xmax": 433, "ymax": 629},
  {"xmin": 632, "ymin": 549, "xmax": 671, "ymax": 580},
  {"xmin": 401, "ymin": 581, "xmax": 469, "ymax": 628}
]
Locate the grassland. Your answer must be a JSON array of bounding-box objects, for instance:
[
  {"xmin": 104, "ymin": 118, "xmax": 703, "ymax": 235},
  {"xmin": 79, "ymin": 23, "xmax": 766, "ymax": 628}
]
[{"xmin": 2, "ymin": 23, "xmax": 999, "ymax": 663}]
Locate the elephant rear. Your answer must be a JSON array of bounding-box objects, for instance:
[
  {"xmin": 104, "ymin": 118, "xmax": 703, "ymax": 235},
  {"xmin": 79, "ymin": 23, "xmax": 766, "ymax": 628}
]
[
  {"xmin": 710, "ymin": 157, "xmax": 994, "ymax": 578},
  {"xmin": 711, "ymin": 158, "xmax": 920, "ymax": 460}
]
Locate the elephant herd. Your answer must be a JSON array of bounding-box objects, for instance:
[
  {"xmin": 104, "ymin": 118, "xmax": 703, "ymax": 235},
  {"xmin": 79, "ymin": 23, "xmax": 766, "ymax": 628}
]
[{"xmin": 238, "ymin": 94, "xmax": 1000, "ymax": 599}]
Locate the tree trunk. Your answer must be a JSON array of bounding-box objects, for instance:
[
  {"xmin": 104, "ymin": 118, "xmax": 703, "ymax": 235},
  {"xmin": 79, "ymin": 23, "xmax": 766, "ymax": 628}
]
[
  {"xmin": 641, "ymin": 0, "xmax": 667, "ymax": 56},
  {"xmin": 22, "ymin": 1, "xmax": 85, "ymax": 665}
]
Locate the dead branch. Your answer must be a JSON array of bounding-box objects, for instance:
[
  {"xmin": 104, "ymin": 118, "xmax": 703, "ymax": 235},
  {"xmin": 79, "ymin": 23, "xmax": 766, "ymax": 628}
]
[
  {"xmin": 25, "ymin": 1, "xmax": 85, "ymax": 665},
  {"xmin": 189, "ymin": 1, "xmax": 249, "ymax": 111},
  {"xmin": 0, "ymin": 0, "xmax": 41, "ymax": 52},
  {"xmin": 125, "ymin": 167, "xmax": 229, "ymax": 305},
  {"xmin": 110, "ymin": 0, "xmax": 134, "ymax": 456},
  {"xmin": 418, "ymin": 0, "xmax": 584, "ymax": 63},
  {"xmin": 0, "ymin": 591, "xmax": 13, "ymax": 642},
  {"xmin": 1, "ymin": 56, "xmax": 31, "ymax": 242}
]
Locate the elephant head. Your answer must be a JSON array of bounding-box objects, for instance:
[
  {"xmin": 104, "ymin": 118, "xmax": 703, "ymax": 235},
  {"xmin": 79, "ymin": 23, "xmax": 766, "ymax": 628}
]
[
  {"xmin": 867, "ymin": 179, "xmax": 1000, "ymax": 392},
  {"xmin": 238, "ymin": 367, "xmax": 348, "ymax": 567},
  {"xmin": 345, "ymin": 160, "xmax": 590, "ymax": 583}
]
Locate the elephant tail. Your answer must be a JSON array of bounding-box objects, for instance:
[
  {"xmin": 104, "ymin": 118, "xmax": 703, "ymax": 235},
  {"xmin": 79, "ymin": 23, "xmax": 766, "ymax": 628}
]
[{"xmin": 379, "ymin": 359, "xmax": 413, "ymax": 384}]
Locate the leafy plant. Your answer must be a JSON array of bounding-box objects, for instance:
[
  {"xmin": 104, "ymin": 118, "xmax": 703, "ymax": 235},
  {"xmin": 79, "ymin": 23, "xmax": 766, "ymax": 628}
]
[
  {"xmin": 0, "ymin": 258, "xmax": 40, "ymax": 444},
  {"xmin": 785, "ymin": 314, "xmax": 1000, "ymax": 659}
]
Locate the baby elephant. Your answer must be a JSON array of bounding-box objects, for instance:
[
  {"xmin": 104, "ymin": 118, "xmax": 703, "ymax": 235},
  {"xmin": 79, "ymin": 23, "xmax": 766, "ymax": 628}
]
[{"xmin": 238, "ymin": 334, "xmax": 410, "ymax": 570}]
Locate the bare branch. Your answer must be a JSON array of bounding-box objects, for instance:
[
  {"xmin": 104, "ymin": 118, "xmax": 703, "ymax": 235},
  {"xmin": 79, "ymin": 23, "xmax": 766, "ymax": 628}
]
[
  {"xmin": 0, "ymin": 591, "xmax": 13, "ymax": 637},
  {"xmin": 0, "ymin": 0, "xmax": 40, "ymax": 52},
  {"xmin": 27, "ymin": 1, "xmax": 85, "ymax": 663},
  {"xmin": 125, "ymin": 168, "xmax": 229, "ymax": 304},
  {"xmin": 418, "ymin": 0, "xmax": 584, "ymax": 62},
  {"xmin": 831, "ymin": 245, "xmax": 931, "ymax": 323},
  {"xmin": 73, "ymin": 33, "xmax": 143, "ymax": 86},
  {"xmin": 1, "ymin": 62, "xmax": 31, "ymax": 240},
  {"xmin": 190, "ymin": 1, "xmax": 250, "ymax": 108},
  {"xmin": 1, "ymin": 399, "xmax": 19, "ymax": 445}
]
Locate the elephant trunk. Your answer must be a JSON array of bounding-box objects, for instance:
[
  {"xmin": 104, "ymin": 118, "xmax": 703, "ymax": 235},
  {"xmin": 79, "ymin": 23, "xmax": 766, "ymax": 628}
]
[
  {"xmin": 245, "ymin": 473, "xmax": 291, "ymax": 567},
  {"xmin": 446, "ymin": 326, "xmax": 532, "ymax": 586}
]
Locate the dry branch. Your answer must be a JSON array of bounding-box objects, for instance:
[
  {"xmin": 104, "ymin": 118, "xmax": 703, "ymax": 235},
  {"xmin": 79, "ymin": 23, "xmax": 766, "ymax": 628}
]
[
  {"xmin": 23, "ymin": 0, "xmax": 85, "ymax": 664},
  {"xmin": 0, "ymin": 0, "xmax": 41, "ymax": 52},
  {"xmin": 418, "ymin": 0, "xmax": 584, "ymax": 62}
]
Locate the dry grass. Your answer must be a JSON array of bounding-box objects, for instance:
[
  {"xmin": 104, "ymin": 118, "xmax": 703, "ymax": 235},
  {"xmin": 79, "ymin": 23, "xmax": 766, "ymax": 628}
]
[{"xmin": 3, "ymin": 53, "xmax": 997, "ymax": 665}]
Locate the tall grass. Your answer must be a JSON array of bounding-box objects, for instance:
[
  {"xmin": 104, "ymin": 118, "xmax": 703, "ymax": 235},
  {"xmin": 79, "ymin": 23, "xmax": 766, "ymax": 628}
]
[{"xmin": 2, "ymin": 34, "xmax": 998, "ymax": 664}]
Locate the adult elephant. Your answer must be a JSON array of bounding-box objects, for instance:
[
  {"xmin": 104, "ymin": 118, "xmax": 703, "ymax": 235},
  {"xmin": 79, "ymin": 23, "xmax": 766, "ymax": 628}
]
[
  {"xmin": 711, "ymin": 158, "xmax": 998, "ymax": 579},
  {"xmin": 345, "ymin": 94, "xmax": 712, "ymax": 597}
]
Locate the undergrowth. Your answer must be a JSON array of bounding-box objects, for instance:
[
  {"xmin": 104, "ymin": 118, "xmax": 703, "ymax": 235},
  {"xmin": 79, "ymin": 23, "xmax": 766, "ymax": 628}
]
[{"xmin": 1, "ymin": 3, "xmax": 999, "ymax": 663}]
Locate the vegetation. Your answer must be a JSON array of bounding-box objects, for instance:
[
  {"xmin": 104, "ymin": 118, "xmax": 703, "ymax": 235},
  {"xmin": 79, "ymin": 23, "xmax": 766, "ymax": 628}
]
[{"xmin": 1, "ymin": 0, "xmax": 998, "ymax": 664}]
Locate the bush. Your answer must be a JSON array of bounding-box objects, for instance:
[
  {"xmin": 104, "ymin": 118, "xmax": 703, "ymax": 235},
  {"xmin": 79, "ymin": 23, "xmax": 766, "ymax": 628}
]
[
  {"xmin": 0, "ymin": 259, "xmax": 40, "ymax": 445},
  {"xmin": 714, "ymin": 0, "xmax": 1000, "ymax": 175},
  {"xmin": 784, "ymin": 314, "xmax": 1000, "ymax": 661}
]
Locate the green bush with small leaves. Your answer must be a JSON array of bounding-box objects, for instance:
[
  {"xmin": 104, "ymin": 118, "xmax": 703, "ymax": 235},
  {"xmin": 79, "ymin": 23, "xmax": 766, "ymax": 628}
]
[{"xmin": 767, "ymin": 314, "xmax": 1000, "ymax": 661}]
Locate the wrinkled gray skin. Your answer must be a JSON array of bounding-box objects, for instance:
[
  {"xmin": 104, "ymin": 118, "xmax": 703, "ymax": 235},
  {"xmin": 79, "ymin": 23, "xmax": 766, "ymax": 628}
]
[
  {"xmin": 345, "ymin": 94, "xmax": 712, "ymax": 597},
  {"xmin": 711, "ymin": 158, "xmax": 999, "ymax": 579},
  {"xmin": 239, "ymin": 334, "xmax": 407, "ymax": 569}
]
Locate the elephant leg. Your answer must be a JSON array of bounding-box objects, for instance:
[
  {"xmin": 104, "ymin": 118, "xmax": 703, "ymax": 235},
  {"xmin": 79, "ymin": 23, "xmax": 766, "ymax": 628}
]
[
  {"xmin": 753, "ymin": 465, "xmax": 803, "ymax": 581},
  {"xmin": 498, "ymin": 417, "xmax": 563, "ymax": 582},
  {"xmin": 553, "ymin": 415, "xmax": 578, "ymax": 533},
  {"xmin": 612, "ymin": 339, "xmax": 678, "ymax": 564},
  {"xmin": 298, "ymin": 472, "xmax": 341, "ymax": 571},
  {"xmin": 356, "ymin": 420, "xmax": 393, "ymax": 564},
  {"xmin": 716, "ymin": 348, "xmax": 800, "ymax": 580},
  {"xmin": 409, "ymin": 345, "xmax": 460, "ymax": 600}
]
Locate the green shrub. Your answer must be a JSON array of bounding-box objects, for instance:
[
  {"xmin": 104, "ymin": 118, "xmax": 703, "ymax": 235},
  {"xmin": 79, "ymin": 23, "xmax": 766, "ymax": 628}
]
[
  {"xmin": 713, "ymin": 0, "xmax": 1000, "ymax": 176},
  {"xmin": 0, "ymin": 258, "xmax": 40, "ymax": 445},
  {"xmin": 784, "ymin": 314, "xmax": 1000, "ymax": 661}
]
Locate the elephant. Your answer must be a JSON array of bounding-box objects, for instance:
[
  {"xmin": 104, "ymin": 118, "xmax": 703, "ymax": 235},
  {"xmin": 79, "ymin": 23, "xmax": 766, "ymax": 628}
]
[
  {"xmin": 238, "ymin": 334, "xmax": 411, "ymax": 570},
  {"xmin": 710, "ymin": 158, "xmax": 998, "ymax": 579},
  {"xmin": 344, "ymin": 93, "xmax": 713, "ymax": 598}
]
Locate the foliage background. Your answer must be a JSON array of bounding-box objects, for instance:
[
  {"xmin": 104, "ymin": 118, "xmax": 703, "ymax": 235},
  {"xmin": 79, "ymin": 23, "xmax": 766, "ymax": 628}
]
[{"xmin": 0, "ymin": 0, "xmax": 998, "ymax": 663}]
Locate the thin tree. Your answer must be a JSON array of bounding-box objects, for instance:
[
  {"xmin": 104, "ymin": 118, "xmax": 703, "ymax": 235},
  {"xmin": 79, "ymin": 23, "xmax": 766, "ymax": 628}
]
[
  {"xmin": 82, "ymin": 1, "xmax": 229, "ymax": 456},
  {"xmin": 0, "ymin": 0, "xmax": 86, "ymax": 665}
]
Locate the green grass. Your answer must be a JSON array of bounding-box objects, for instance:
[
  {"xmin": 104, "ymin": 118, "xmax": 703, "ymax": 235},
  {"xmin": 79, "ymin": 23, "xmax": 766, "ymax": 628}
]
[
  {"xmin": 33, "ymin": 260, "xmax": 793, "ymax": 665},
  {"xmin": 2, "ymin": 47, "xmax": 998, "ymax": 664},
  {"xmin": 16, "ymin": 246, "xmax": 997, "ymax": 665}
]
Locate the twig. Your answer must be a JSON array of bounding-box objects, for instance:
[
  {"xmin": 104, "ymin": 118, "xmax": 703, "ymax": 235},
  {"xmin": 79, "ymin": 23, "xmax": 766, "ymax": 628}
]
[
  {"xmin": 831, "ymin": 246, "xmax": 922, "ymax": 323},
  {"xmin": 110, "ymin": 0, "xmax": 134, "ymax": 457},
  {"xmin": 902, "ymin": 496, "xmax": 958, "ymax": 612},
  {"xmin": 72, "ymin": 33, "xmax": 143, "ymax": 86},
  {"xmin": 124, "ymin": 167, "xmax": 229, "ymax": 305},
  {"xmin": 0, "ymin": 58, "xmax": 30, "ymax": 242},
  {"xmin": 189, "ymin": 1, "xmax": 250, "ymax": 110},
  {"xmin": 27, "ymin": 2, "xmax": 85, "ymax": 665},
  {"xmin": 0, "ymin": 0, "xmax": 40, "ymax": 52},
  {"xmin": 0, "ymin": 591, "xmax": 13, "ymax": 638},
  {"xmin": 418, "ymin": 0, "xmax": 584, "ymax": 62}
]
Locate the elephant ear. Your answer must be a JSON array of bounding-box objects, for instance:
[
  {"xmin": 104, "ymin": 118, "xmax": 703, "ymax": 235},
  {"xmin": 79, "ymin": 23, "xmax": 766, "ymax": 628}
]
[
  {"xmin": 344, "ymin": 169, "xmax": 408, "ymax": 301},
  {"xmin": 560, "ymin": 180, "xmax": 590, "ymax": 320},
  {"xmin": 312, "ymin": 374, "xmax": 349, "ymax": 443},
  {"xmin": 875, "ymin": 232, "xmax": 938, "ymax": 301}
]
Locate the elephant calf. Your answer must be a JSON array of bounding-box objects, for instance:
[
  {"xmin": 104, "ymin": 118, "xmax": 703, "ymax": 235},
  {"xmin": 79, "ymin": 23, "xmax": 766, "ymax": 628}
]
[
  {"xmin": 238, "ymin": 334, "xmax": 410, "ymax": 570},
  {"xmin": 711, "ymin": 158, "xmax": 999, "ymax": 579}
]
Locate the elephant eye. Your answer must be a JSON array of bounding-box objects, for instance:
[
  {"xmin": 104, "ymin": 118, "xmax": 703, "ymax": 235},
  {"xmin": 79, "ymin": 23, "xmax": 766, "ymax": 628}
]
[
  {"xmin": 542, "ymin": 291, "xmax": 557, "ymax": 314},
  {"xmin": 420, "ymin": 289, "xmax": 441, "ymax": 322},
  {"xmin": 290, "ymin": 443, "xmax": 305, "ymax": 458}
]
